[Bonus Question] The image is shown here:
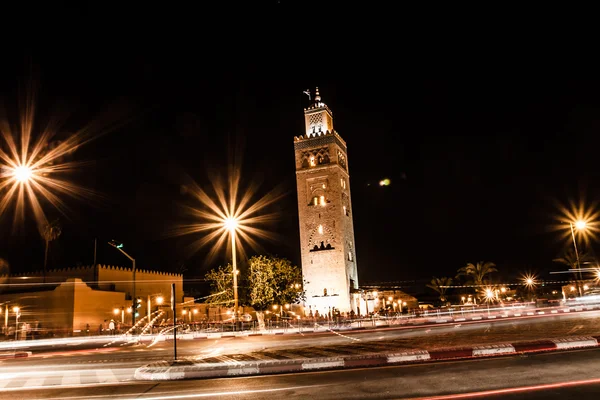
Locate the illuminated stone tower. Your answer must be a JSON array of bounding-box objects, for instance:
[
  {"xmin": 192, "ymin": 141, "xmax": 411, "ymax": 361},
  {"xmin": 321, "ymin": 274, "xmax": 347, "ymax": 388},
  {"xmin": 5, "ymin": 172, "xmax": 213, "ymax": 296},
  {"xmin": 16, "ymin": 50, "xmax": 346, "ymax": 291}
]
[{"xmin": 294, "ymin": 88, "xmax": 359, "ymax": 315}]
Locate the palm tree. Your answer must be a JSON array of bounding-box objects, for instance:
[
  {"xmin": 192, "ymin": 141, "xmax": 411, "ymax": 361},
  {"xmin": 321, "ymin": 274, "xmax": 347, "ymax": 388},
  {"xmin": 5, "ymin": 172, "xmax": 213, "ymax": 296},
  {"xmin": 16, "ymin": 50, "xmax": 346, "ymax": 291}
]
[
  {"xmin": 456, "ymin": 261, "xmax": 497, "ymax": 301},
  {"xmin": 0, "ymin": 258, "xmax": 9, "ymax": 293},
  {"xmin": 426, "ymin": 277, "xmax": 453, "ymax": 304},
  {"xmin": 553, "ymin": 248, "xmax": 595, "ymax": 295},
  {"xmin": 553, "ymin": 248, "xmax": 594, "ymax": 270},
  {"xmin": 43, "ymin": 219, "xmax": 62, "ymax": 283}
]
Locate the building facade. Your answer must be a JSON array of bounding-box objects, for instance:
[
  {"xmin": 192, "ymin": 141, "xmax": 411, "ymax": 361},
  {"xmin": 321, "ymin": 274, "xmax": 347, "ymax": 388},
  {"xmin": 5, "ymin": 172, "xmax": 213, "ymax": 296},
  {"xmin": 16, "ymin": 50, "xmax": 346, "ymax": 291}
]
[
  {"xmin": 294, "ymin": 88, "xmax": 359, "ymax": 315},
  {"xmin": 0, "ymin": 265, "xmax": 190, "ymax": 336}
]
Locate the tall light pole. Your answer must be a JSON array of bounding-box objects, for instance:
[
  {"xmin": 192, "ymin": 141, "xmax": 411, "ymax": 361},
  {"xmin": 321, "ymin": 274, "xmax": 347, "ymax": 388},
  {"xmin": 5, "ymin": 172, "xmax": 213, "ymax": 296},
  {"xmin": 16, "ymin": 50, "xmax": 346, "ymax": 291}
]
[
  {"xmin": 109, "ymin": 240, "xmax": 137, "ymax": 325},
  {"xmin": 3, "ymin": 302, "xmax": 9, "ymax": 336},
  {"xmin": 570, "ymin": 220, "xmax": 587, "ymax": 296},
  {"xmin": 13, "ymin": 306, "xmax": 20, "ymax": 341},
  {"xmin": 224, "ymin": 217, "xmax": 239, "ymax": 327}
]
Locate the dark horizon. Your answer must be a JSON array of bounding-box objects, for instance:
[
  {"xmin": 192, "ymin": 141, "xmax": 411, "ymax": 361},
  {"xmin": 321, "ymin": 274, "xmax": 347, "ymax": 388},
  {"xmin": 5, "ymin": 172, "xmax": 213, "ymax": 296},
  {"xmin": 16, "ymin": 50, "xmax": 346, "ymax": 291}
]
[{"xmin": 2, "ymin": 51, "xmax": 600, "ymax": 293}]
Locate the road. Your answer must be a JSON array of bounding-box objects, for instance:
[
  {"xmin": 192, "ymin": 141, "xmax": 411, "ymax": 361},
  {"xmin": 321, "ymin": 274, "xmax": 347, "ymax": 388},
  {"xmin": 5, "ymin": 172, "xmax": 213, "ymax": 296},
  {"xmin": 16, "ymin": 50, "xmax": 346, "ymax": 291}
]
[
  {"xmin": 2, "ymin": 346, "xmax": 600, "ymax": 399},
  {"xmin": 1, "ymin": 308, "xmax": 600, "ymax": 396},
  {"xmin": 6, "ymin": 308, "xmax": 600, "ymax": 365}
]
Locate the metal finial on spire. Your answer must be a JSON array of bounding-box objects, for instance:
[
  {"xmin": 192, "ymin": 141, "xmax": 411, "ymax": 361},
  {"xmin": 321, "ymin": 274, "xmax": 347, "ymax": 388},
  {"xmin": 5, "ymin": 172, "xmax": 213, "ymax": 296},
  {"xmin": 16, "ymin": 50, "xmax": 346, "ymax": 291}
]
[
  {"xmin": 303, "ymin": 89, "xmax": 311, "ymax": 100},
  {"xmin": 315, "ymin": 87, "xmax": 321, "ymax": 102}
]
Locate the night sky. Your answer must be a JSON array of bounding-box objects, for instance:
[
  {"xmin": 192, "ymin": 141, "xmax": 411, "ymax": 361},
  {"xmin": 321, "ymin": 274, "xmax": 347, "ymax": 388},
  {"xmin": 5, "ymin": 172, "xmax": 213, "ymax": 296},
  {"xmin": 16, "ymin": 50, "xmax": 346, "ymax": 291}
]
[{"xmin": 1, "ymin": 43, "xmax": 600, "ymax": 293}]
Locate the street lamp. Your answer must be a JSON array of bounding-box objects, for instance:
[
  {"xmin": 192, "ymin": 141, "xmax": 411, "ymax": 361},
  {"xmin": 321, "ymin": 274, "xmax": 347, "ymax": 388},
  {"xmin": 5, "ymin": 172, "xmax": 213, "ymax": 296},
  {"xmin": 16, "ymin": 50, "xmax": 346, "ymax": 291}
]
[
  {"xmin": 570, "ymin": 220, "xmax": 587, "ymax": 296},
  {"xmin": 224, "ymin": 217, "xmax": 239, "ymax": 327},
  {"xmin": 108, "ymin": 240, "xmax": 137, "ymax": 325},
  {"xmin": 13, "ymin": 166, "xmax": 33, "ymax": 183},
  {"xmin": 148, "ymin": 295, "xmax": 164, "ymax": 327}
]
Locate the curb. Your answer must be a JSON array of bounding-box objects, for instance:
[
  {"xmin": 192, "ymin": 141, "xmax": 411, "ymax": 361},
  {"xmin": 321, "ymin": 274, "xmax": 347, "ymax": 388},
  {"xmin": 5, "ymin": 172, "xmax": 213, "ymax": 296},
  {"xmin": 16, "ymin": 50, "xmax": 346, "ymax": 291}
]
[
  {"xmin": 0, "ymin": 351, "xmax": 32, "ymax": 360},
  {"xmin": 134, "ymin": 335, "xmax": 600, "ymax": 380}
]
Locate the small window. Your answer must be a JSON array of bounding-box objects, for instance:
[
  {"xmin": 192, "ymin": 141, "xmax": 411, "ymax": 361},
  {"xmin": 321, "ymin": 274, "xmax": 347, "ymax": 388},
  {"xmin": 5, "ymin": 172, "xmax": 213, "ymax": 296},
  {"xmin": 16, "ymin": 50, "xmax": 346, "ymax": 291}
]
[
  {"xmin": 310, "ymin": 156, "xmax": 316, "ymax": 167},
  {"xmin": 318, "ymin": 225, "xmax": 323, "ymax": 234},
  {"xmin": 348, "ymin": 252, "xmax": 353, "ymax": 261},
  {"xmin": 313, "ymin": 197, "xmax": 318, "ymax": 206},
  {"xmin": 324, "ymin": 288, "xmax": 328, "ymax": 296},
  {"xmin": 319, "ymin": 196, "xmax": 326, "ymax": 206}
]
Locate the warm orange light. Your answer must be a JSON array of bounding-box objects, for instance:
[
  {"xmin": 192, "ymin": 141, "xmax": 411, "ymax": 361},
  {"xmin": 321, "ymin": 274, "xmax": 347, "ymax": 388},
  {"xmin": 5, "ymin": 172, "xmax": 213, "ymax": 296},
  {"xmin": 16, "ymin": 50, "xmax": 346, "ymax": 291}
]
[
  {"xmin": 224, "ymin": 217, "xmax": 238, "ymax": 232},
  {"xmin": 156, "ymin": 296, "xmax": 164, "ymax": 305},
  {"xmin": 575, "ymin": 220, "xmax": 588, "ymax": 230},
  {"xmin": 13, "ymin": 165, "xmax": 33, "ymax": 183}
]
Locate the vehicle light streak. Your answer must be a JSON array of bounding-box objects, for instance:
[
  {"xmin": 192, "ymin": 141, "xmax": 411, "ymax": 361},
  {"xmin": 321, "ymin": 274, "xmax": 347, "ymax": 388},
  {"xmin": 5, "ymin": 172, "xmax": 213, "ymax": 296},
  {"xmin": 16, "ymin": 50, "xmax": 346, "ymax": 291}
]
[
  {"xmin": 413, "ymin": 376, "xmax": 600, "ymax": 399},
  {"xmin": 117, "ymin": 384, "xmax": 335, "ymax": 400}
]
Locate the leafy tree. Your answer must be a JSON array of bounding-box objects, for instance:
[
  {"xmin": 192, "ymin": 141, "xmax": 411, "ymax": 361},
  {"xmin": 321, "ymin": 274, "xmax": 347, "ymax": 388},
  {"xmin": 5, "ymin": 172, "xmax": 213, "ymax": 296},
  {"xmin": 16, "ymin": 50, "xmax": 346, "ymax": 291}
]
[
  {"xmin": 204, "ymin": 264, "xmax": 234, "ymax": 307},
  {"xmin": 247, "ymin": 255, "xmax": 304, "ymax": 330},
  {"xmin": 456, "ymin": 261, "xmax": 497, "ymax": 302},
  {"xmin": 426, "ymin": 277, "xmax": 453, "ymax": 304}
]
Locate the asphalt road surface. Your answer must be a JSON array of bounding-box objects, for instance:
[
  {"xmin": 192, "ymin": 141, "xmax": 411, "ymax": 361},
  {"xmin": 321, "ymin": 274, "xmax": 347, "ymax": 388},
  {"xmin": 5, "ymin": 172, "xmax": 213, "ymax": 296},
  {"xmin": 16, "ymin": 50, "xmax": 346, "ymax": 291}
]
[
  {"xmin": 6, "ymin": 308, "xmax": 600, "ymax": 367},
  {"xmin": 2, "ymin": 346, "xmax": 600, "ymax": 399},
  {"xmin": 1, "ymin": 309, "xmax": 600, "ymax": 397}
]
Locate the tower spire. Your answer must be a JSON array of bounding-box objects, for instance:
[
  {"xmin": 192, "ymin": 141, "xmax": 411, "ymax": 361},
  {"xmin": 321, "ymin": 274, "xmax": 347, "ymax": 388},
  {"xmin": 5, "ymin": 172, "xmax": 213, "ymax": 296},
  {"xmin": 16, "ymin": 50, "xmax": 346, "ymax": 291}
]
[{"xmin": 315, "ymin": 87, "xmax": 321, "ymax": 103}]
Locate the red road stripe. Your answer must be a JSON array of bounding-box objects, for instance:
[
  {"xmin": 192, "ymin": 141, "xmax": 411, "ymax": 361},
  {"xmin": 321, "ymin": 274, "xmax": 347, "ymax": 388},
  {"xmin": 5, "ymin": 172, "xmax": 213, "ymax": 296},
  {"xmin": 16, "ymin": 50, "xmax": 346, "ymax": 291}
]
[
  {"xmin": 428, "ymin": 348, "xmax": 474, "ymax": 359},
  {"xmin": 512, "ymin": 341, "xmax": 556, "ymax": 352},
  {"xmin": 344, "ymin": 356, "xmax": 388, "ymax": 367},
  {"xmin": 259, "ymin": 362, "xmax": 304, "ymax": 374}
]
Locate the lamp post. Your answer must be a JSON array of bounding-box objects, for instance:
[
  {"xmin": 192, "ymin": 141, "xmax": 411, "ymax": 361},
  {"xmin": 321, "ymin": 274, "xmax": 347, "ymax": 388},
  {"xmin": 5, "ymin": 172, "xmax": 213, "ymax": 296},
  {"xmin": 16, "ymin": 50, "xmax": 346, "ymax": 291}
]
[
  {"xmin": 3, "ymin": 302, "xmax": 9, "ymax": 336},
  {"xmin": 224, "ymin": 217, "xmax": 239, "ymax": 329},
  {"xmin": 108, "ymin": 240, "xmax": 137, "ymax": 325},
  {"xmin": 13, "ymin": 306, "xmax": 20, "ymax": 341},
  {"xmin": 570, "ymin": 220, "xmax": 587, "ymax": 297}
]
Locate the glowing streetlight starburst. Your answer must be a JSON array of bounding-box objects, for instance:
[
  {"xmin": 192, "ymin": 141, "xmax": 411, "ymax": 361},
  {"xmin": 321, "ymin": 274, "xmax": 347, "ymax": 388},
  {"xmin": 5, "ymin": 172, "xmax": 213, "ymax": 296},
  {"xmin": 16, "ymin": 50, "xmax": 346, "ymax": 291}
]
[
  {"xmin": 170, "ymin": 163, "xmax": 288, "ymax": 266},
  {"xmin": 0, "ymin": 80, "xmax": 127, "ymax": 232},
  {"xmin": 521, "ymin": 273, "xmax": 537, "ymax": 289},
  {"xmin": 13, "ymin": 165, "xmax": 33, "ymax": 183},
  {"xmin": 550, "ymin": 198, "xmax": 600, "ymax": 248}
]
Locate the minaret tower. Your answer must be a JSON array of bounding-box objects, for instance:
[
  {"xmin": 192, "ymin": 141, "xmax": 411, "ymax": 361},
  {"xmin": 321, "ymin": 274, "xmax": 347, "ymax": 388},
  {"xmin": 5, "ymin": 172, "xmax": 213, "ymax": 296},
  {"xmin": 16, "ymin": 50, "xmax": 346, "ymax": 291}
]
[{"xmin": 293, "ymin": 87, "xmax": 359, "ymax": 315}]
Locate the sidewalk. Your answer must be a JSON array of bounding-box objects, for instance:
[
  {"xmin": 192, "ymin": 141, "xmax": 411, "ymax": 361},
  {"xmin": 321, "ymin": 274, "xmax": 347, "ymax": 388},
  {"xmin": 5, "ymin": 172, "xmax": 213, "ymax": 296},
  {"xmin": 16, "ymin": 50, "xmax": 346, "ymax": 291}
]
[{"xmin": 134, "ymin": 334, "xmax": 600, "ymax": 381}]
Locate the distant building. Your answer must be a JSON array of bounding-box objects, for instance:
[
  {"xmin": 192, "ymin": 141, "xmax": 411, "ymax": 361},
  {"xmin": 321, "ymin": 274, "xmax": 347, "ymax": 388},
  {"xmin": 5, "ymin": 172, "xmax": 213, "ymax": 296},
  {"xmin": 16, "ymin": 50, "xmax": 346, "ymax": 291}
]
[
  {"xmin": 294, "ymin": 88, "xmax": 359, "ymax": 315},
  {"xmin": 0, "ymin": 265, "xmax": 192, "ymax": 337},
  {"xmin": 357, "ymin": 288, "xmax": 419, "ymax": 315}
]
